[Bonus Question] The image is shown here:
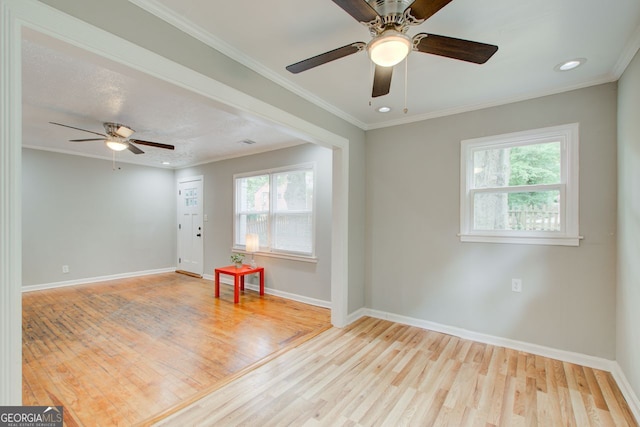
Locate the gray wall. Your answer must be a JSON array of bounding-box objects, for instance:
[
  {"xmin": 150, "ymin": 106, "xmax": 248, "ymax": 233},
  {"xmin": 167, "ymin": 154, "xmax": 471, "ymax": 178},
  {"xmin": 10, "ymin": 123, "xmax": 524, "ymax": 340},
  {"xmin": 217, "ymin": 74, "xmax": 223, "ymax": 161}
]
[
  {"xmin": 22, "ymin": 148, "xmax": 176, "ymax": 286},
  {"xmin": 40, "ymin": 0, "xmax": 367, "ymax": 314},
  {"xmin": 617, "ymin": 50, "xmax": 640, "ymax": 398},
  {"xmin": 176, "ymin": 143, "xmax": 333, "ymax": 302},
  {"xmin": 365, "ymin": 83, "xmax": 618, "ymax": 359},
  {"xmin": 23, "ymin": 142, "xmax": 332, "ymax": 303}
]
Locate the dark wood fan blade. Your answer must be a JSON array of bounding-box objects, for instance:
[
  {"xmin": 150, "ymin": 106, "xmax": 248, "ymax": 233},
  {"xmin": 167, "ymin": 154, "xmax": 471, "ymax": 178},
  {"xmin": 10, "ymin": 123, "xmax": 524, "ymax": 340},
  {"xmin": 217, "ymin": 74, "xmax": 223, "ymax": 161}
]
[
  {"xmin": 372, "ymin": 65, "xmax": 393, "ymax": 98},
  {"xmin": 127, "ymin": 142, "xmax": 144, "ymax": 155},
  {"xmin": 331, "ymin": 0, "xmax": 380, "ymax": 24},
  {"xmin": 130, "ymin": 139, "xmax": 175, "ymax": 150},
  {"xmin": 68, "ymin": 138, "xmax": 106, "ymax": 142},
  {"xmin": 413, "ymin": 33, "xmax": 498, "ymax": 64},
  {"xmin": 49, "ymin": 122, "xmax": 106, "ymax": 137},
  {"xmin": 286, "ymin": 42, "xmax": 366, "ymax": 74},
  {"xmin": 405, "ymin": 0, "xmax": 453, "ymax": 23}
]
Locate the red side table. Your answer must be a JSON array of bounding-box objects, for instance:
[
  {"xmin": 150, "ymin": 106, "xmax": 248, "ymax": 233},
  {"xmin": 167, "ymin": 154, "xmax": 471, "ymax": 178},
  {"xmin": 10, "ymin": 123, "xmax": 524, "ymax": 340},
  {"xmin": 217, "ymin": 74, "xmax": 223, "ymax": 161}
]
[{"xmin": 214, "ymin": 265, "xmax": 264, "ymax": 303}]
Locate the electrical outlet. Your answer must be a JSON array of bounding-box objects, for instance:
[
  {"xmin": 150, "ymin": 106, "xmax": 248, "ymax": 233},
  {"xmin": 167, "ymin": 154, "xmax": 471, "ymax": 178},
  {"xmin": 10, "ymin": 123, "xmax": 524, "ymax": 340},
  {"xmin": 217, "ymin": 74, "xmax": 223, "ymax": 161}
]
[
  {"xmin": 512, "ymin": 278, "xmax": 522, "ymax": 292},
  {"xmin": 62, "ymin": 265, "xmax": 69, "ymax": 274}
]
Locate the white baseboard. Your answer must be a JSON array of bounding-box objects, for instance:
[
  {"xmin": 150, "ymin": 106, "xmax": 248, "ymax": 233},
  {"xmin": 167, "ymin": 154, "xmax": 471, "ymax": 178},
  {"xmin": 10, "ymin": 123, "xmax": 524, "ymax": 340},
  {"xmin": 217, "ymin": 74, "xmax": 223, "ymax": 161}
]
[
  {"xmin": 22, "ymin": 267, "xmax": 176, "ymax": 292},
  {"xmin": 202, "ymin": 274, "xmax": 331, "ymax": 309},
  {"xmin": 351, "ymin": 308, "xmax": 639, "ymax": 423},
  {"xmin": 611, "ymin": 362, "xmax": 640, "ymax": 422},
  {"xmin": 356, "ymin": 308, "xmax": 615, "ymax": 371},
  {"xmin": 347, "ymin": 307, "xmax": 368, "ymax": 325}
]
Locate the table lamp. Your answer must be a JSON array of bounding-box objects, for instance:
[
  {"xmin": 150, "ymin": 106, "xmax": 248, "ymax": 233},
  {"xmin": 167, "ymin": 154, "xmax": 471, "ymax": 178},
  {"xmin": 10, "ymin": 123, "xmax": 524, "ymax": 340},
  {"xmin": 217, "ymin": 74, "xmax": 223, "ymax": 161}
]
[{"xmin": 245, "ymin": 233, "xmax": 259, "ymax": 268}]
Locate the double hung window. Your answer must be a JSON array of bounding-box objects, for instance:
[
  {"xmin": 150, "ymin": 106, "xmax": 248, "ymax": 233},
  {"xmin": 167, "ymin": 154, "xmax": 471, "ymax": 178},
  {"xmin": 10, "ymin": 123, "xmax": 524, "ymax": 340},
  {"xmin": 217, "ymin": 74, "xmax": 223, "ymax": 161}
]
[
  {"xmin": 460, "ymin": 124, "xmax": 579, "ymax": 246},
  {"xmin": 234, "ymin": 164, "xmax": 315, "ymax": 257}
]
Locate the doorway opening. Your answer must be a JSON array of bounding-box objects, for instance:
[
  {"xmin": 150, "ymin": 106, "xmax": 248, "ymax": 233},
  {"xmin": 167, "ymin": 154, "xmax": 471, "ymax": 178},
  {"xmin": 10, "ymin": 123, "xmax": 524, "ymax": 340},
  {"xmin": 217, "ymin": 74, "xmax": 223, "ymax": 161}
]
[{"xmin": 1, "ymin": 0, "xmax": 350, "ymax": 403}]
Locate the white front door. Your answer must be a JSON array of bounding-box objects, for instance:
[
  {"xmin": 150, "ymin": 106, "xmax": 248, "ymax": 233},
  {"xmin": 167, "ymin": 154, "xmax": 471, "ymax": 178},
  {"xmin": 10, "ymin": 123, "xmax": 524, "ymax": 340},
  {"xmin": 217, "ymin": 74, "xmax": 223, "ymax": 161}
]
[{"xmin": 177, "ymin": 176, "xmax": 204, "ymax": 276}]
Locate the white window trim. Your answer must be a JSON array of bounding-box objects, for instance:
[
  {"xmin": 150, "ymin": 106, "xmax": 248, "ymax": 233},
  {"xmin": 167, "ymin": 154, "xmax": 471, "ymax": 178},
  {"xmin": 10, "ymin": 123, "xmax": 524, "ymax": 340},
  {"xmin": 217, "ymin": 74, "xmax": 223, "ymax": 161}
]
[
  {"xmin": 233, "ymin": 162, "xmax": 317, "ymax": 259},
  {"xmin": 459, "ymin": 123, "xmax": 581, "ymax": 246},
  {"xmin": 231, "ymin": 247, "xmax": 318, "ymax": 263}
]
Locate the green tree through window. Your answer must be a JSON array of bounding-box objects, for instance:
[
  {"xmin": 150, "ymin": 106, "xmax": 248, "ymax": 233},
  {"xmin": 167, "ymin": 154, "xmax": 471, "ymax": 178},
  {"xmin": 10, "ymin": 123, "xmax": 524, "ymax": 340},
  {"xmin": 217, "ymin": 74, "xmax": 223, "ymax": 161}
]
[{"xmin": 508, "ymin": 142, "xmax": 561, "ymax": 210}]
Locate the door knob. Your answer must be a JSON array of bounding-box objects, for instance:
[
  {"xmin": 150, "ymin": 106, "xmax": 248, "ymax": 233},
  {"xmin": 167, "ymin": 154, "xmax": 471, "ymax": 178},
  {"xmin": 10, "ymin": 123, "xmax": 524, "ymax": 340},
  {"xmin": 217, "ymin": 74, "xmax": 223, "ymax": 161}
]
[{"xmin": 196, "ymin": 233, "xmax": 202, "ymax": 237}]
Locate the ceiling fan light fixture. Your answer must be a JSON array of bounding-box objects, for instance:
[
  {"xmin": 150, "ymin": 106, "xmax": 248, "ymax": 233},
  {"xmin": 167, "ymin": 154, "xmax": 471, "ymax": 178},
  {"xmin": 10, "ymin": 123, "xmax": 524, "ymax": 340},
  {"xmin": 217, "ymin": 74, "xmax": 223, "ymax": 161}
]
[
  {"xmin": 105, "ymin": 137, "xmax": 128, "ymax": 152},
  {"xmin": 367, "ymin": 30, "xmax": 411, "ymax": 67}
]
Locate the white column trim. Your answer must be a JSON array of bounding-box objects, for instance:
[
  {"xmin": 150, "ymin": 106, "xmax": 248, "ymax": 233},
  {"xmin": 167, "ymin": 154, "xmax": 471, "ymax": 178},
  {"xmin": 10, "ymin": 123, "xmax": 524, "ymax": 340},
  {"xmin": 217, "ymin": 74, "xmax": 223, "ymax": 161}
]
[
  {"xmin": 331, "ymin": 146, "xmax": 349, "ymax": 327},
  {"xmin": 0, "ymin": 0, "xmax": 23, "ymax": 405}
]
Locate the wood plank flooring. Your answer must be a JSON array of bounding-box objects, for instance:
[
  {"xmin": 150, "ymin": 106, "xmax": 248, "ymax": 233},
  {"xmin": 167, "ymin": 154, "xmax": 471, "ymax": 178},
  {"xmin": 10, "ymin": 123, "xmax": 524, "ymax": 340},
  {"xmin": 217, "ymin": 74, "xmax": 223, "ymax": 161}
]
[
  {"xmin": 156, "ymin": 316, "xmax": 638, "ymax": 427},
  {"xmin": 22, "ymin": 272, "xmax": 331, "ymax": 426}
]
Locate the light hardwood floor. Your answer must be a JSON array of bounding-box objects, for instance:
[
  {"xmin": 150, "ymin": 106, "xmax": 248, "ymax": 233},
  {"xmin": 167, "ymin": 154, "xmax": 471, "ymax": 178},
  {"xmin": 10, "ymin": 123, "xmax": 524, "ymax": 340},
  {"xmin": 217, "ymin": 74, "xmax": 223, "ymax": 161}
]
[
  {"xmin": 156, "ymin": 316, "xmax": 638, "ymax": 427},
  {"xmin": 22, "ymin": 273, "xmax": 331, "ymax": 426}
]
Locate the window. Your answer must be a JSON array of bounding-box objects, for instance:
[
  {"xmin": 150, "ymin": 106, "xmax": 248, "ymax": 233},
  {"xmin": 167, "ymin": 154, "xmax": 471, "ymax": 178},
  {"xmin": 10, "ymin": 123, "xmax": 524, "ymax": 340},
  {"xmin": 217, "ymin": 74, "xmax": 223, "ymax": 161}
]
[
  {"xmin": 234, "ymin": 164, "xmax": 315, "ymax": 258},
  {"xmin": 460, "ymin": 123, "xmax": 580, "ymax": 246}
]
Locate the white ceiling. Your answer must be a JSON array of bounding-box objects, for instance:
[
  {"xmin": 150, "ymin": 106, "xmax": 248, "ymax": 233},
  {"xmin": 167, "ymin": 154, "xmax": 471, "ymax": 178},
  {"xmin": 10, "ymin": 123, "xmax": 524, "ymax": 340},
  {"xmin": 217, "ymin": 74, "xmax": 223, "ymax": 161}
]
[
  {"xmin": 132, "ymin": 0, "xmax": 640, "ymax": 129},
  {"xmin": 22, "ymin": 30, "xmax": 306, "ymax": 169},
  {"xmin": 22, "ymin": 0, "xmax": 640, "ymax": 168}
]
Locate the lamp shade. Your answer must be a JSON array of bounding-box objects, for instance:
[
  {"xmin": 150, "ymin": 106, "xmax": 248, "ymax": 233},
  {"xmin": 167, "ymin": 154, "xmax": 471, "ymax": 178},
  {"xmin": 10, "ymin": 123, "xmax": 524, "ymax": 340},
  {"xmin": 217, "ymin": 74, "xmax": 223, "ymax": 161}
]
[
  {"xmin": 105, "ymin": 138, "xmax": 128, "ymax": 152},
  {"xmin": 367, "ymin": 30, "xmax": 411, "ymax": 67},
  {"xmin": 245, "ymin": 233, "xmax": 259, "ymax": 253}
]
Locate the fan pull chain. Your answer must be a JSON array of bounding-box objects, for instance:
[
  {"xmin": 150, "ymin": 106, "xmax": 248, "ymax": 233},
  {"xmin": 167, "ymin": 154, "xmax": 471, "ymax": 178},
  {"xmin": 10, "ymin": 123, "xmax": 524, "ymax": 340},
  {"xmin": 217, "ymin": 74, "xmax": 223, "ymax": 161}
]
[
  {"xmin": 369, "ymin": 61, "xmax": 374, "ymax": 108},
  {"xmin": 112, "ymin": 152, "xmax": 121, "ymax": 171},
  {"xmin": 403, "ymin": 58, "xmax": 408, "ymax": 114}
]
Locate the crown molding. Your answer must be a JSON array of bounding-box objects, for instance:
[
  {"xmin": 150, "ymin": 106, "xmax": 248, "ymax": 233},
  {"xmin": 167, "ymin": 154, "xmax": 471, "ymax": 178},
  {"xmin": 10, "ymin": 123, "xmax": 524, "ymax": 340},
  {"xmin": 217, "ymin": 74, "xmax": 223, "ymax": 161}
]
[
  {"xmin": 366, "ymin": 74, "xmax": 617, "ymax": 130},
  {"xmin": 128, "ymin": 0, "xmax": 368, "ymax": 130},
  {"xmin": 613, "ymin": 21, "xmax": 640, "ymax": 78}
]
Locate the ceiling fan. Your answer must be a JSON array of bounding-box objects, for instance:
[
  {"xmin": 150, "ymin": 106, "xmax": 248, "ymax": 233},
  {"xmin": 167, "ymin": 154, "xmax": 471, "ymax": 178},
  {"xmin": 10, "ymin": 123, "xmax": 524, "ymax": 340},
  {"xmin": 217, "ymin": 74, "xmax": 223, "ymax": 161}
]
[
  {"xmin": 286, "ymin": 0, "xmax": 499, "ymax": 98},
  {"xmin": 49, "ymin": 121, "xmax": 175, "ymax": 154}
]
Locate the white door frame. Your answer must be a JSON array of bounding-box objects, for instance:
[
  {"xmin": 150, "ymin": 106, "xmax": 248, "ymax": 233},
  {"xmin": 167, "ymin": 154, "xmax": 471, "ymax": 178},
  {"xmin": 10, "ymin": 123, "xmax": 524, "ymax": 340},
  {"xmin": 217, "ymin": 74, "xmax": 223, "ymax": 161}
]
[{"xmin": 0, "ymin": 0, "xmax": 350, "ymax": 403}]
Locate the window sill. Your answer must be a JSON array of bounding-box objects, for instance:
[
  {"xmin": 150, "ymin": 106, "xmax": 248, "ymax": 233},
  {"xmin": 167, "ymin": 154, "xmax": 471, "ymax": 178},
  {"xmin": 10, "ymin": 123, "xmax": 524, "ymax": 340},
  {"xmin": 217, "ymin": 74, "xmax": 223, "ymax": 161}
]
[
  {"xmin": 459, "ymin": 234, "xmax": 582, "ymax": 246},
  {"xmin": 232, "ymin": 248, "xmax": 318, "ymax": 263}
]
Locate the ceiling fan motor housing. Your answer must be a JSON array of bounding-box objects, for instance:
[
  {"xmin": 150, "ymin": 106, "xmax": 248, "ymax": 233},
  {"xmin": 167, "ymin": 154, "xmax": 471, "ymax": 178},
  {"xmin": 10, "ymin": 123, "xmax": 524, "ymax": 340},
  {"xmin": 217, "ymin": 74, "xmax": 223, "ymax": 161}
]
[
  {"xmin": 103, "ymin": 122, "xmax": 134, "ymax": 138},
  {"xmin": 367, "ymin": 0, "xmax": 413, "ymax": 13},
  {"xmin": 365, "ymin": 0, "xmax": 421, "ymax": 34}
]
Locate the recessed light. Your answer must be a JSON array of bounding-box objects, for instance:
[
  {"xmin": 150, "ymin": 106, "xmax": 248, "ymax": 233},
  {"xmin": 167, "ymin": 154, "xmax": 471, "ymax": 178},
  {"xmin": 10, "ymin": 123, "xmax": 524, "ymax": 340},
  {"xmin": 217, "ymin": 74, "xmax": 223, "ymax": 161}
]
[
  {"xmin": 238, "ymin": 139, "xmax": 256, "ymax": 145},
  {"xmin": 161, "ymin": 161, "xmax": 171, "ymax": 165},
  {"xmin": 377, "ymin": 106, "xmax": 391, "ymax": 113},
  {"xmin": 555, "ymin": 58, "xmax": 586, "ymax": 72}
]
